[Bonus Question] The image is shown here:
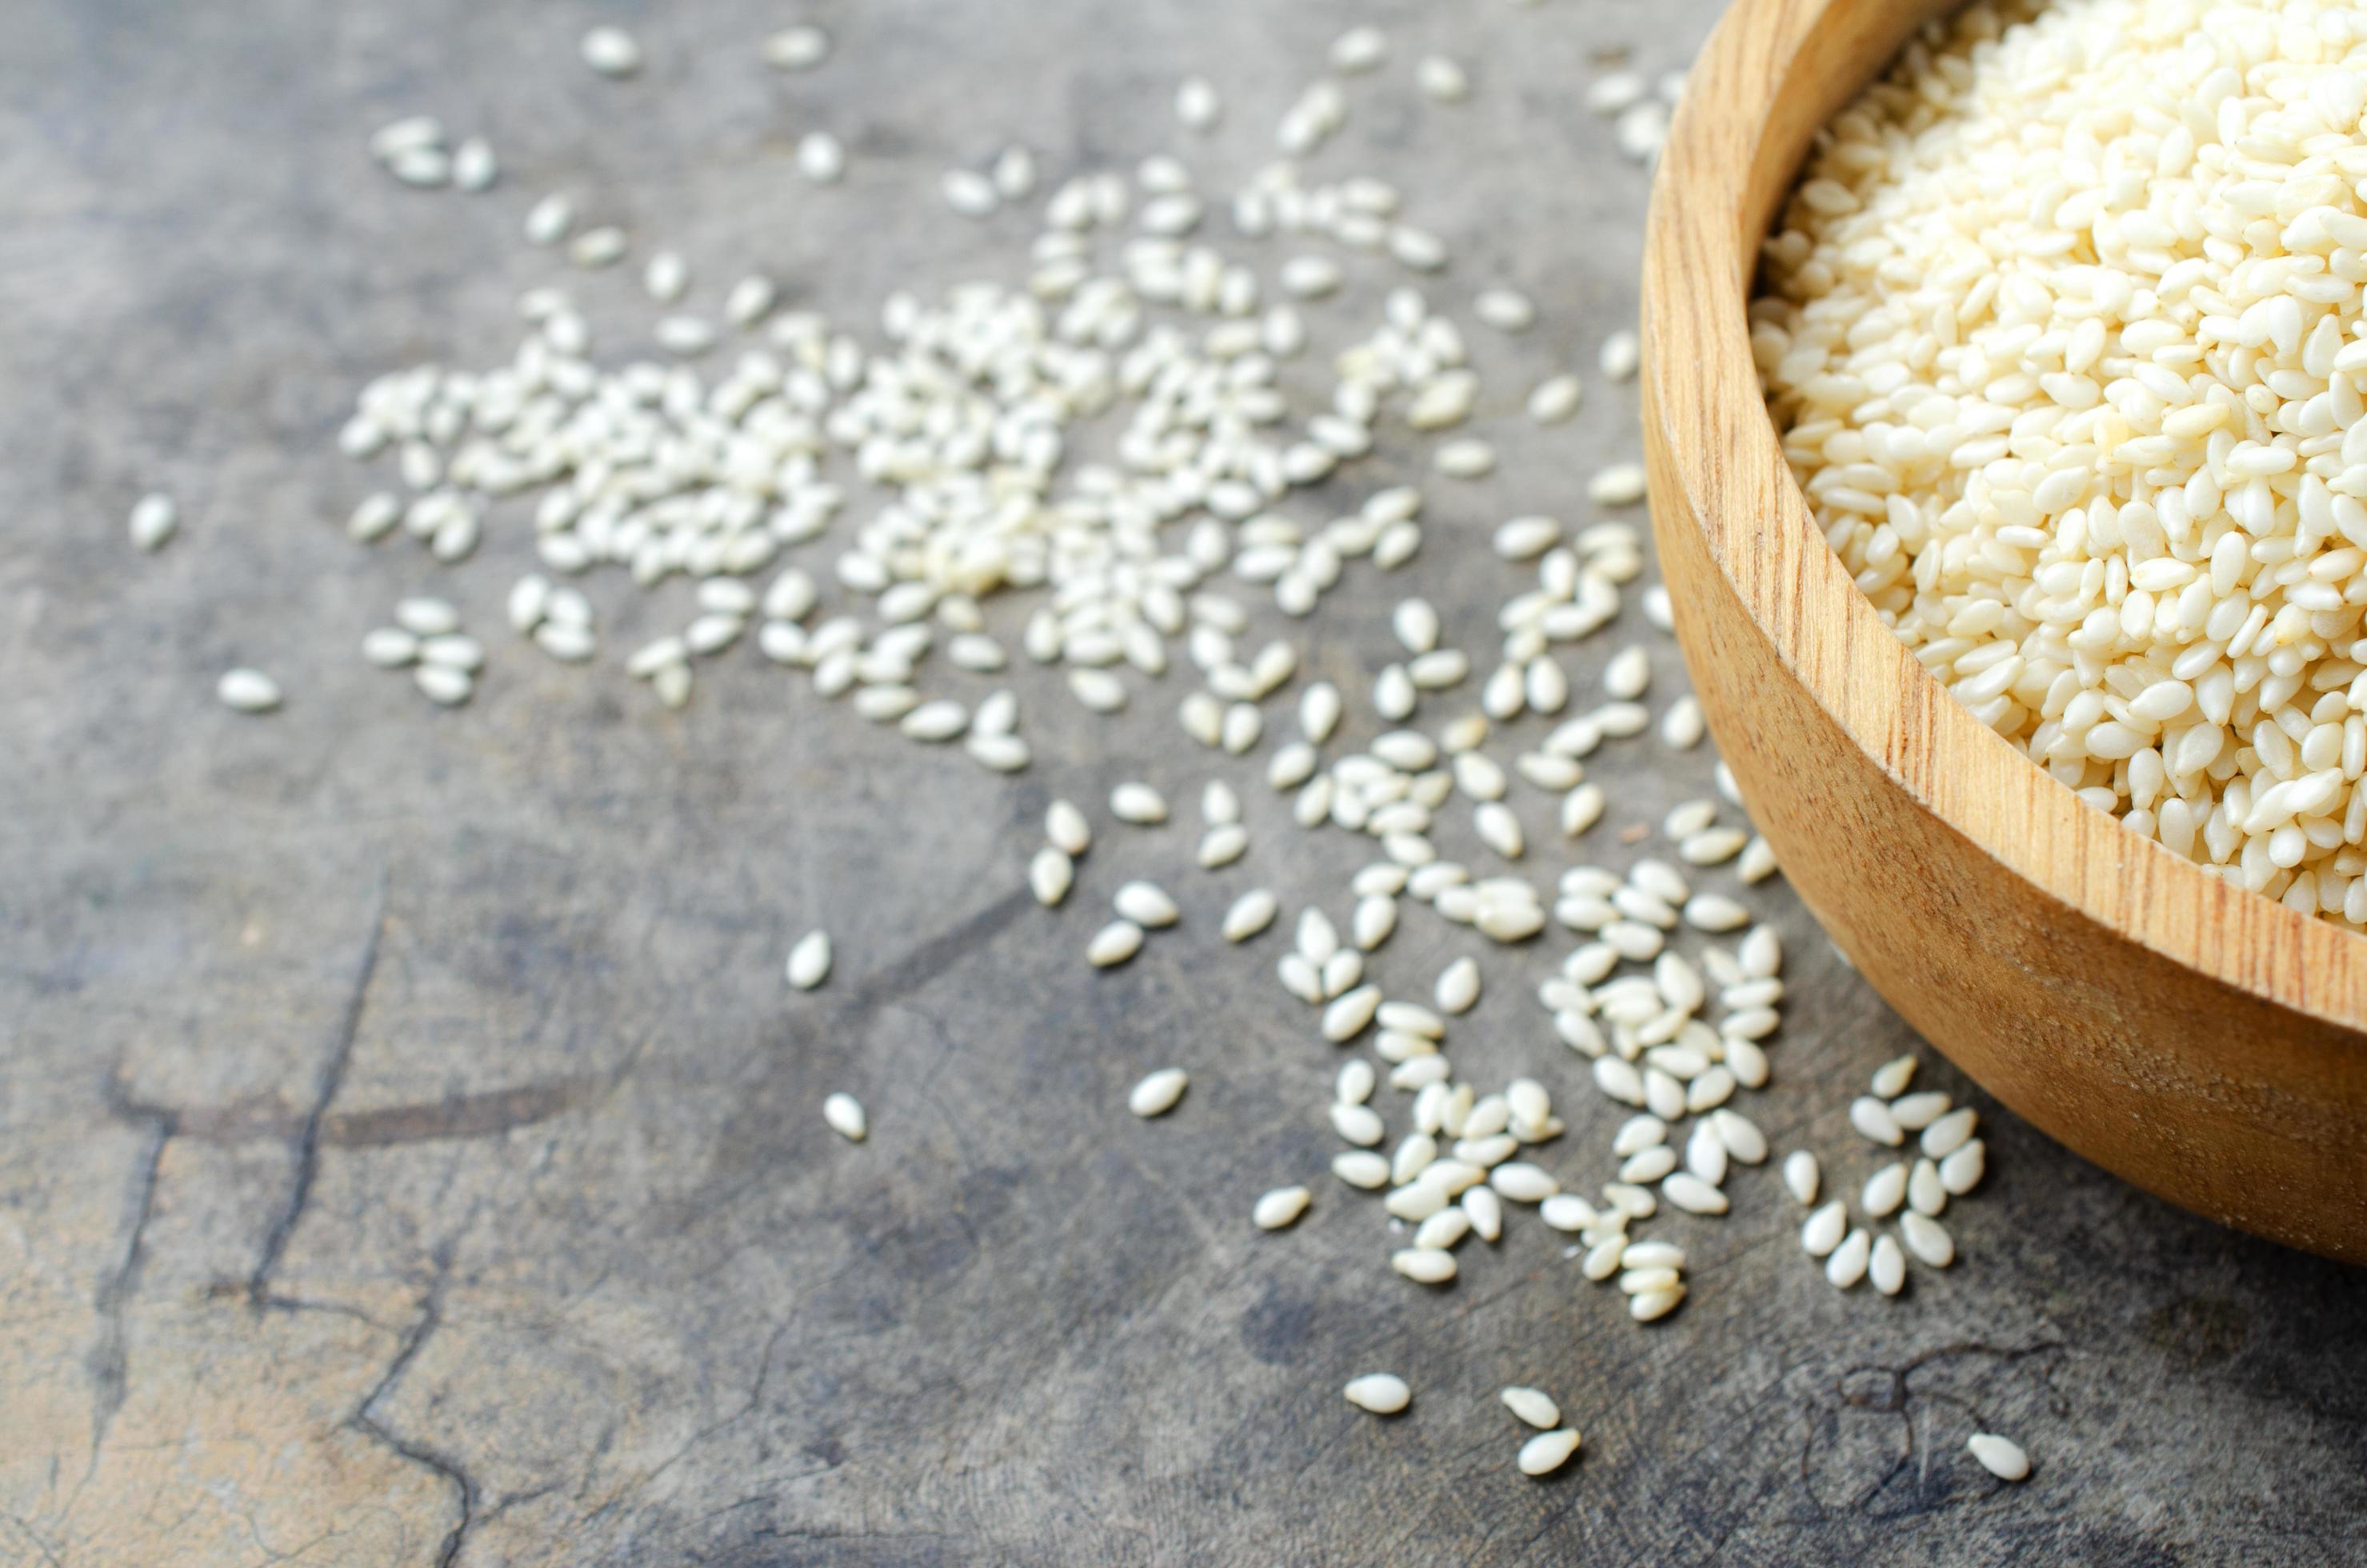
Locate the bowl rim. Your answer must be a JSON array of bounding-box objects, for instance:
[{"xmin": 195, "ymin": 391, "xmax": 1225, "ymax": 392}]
[{"xmin": 1640, "ymin": 0, "xmax": 2367, "ymax": 1030}]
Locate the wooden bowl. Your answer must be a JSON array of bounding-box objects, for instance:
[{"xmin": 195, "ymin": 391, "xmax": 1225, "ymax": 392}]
[{"xmin": 1641, "ymin": 0, "xmax": 2367, "ymax": 1259}]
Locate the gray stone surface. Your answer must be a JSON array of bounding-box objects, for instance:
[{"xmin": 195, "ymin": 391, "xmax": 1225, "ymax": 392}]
[{"xmin": 3, "ymin": 0, "xmax": 2365, "ymax": 1563}]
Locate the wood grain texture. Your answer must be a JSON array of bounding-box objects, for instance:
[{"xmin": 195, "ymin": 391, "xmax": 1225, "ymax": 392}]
[{"xmin": 1641, "ymin": 0, "xmax": 2367, "ymax": 1258}]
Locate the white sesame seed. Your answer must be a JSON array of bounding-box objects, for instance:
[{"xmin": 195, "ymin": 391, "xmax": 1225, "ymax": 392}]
[
  {"xmin": 1114, "ymin": 880, "xmax": 1179, "ymax": 928},
  {"xmin": 762, "ymin": 24, "xmax": 830, "ymax": 70},
  {"xmin": 644, "ymin": 250, "xmax": 689, "ymax": 303},
  {"xmin": 1801, "ymin": 1200, "xmax": 1847, "ymax": 1257},
  {"xmin": 1222, "ymin": 890, "xmax": 1277, "ymax": 942},
  {"xmin": 1501, "ymin": 1387, "xmax": 1560, "ymax": 1430},
  {"xmin": 362, "ymin": 627, "xmax": 419, "ymax": 667},
  {"xmin": 1938, "ymin": 1140, "xmax": 1986, "ymax": 1195},
  {"xmin": 1889, "ymin": 1090, "xmax": 1953, "ymax": 1130},
  {"xmin": 724, "ymin": 274, "xmax": 776, "ymax": 327},
  {"xmin": 1414, "ymin": 1207, "xmax": 1470, "ymax": 1251},
  {"xmin": 524, "ymin": 193, "xmax": 574, "ymax": 246},
  {"xmin": 216, "ymin": 668, "xmax": 282, "ymax": 713},
  {"xmin": 1825, "ymin": 1228, "xmax": 1872, "ymax": 1288},
  {"xmin": 388, "ymin": 146, "xmax": 450, "ymax": 186},
  {"xmin": 1475, "ymin": 288, "xmax": 1535, "ymax": 332},
  {"xmin": 1599, "ymin": 330, "xmax": 1640, "ymax": 380},
  {"xmin": 822, "ymin": 1092, "xmax": 866, "ymax": 1142},
  {"xmin": 1661, "ymin": 1173, "xmax": 1728, "ymax": 1215},
  {"xmin": 1390, "ymin": 1247, "xmax": 1456, "ymax": 1285},
  {"xmin": 1344, "ymin": 1374, "xmax": 1410, "ymax": 1414},
  {"xmin": 368, "ymin": 114, "xmax": 442, "ymax": 160},
  {"xmin": 1850, "ymin": 1097, "xmax": 1905, "ymax": 1146},
  {"xmin": 1870, "ymin": 1054, "xmax": 1917, "ymax": 1098},
  {"xmin": 786, "ymin": 930, "xmax": 832, "ymax": 990},
  {"xmin": 129, "ymin": 492, "xmax": 178, "ymax": 552},
  {"xmin": 1659, "ymin": 698, "xmax": 1705, "ymax": 750},
  {"xmin": 1333, "ymin": 1150, "xmax": 1389, "ymax": 1190},
  {"xmin": 1329, "ymin": 1101, "xmax": 1385, "ymax": 1146},
  {"xmin": 1527, "ymin": 374, "xmax": 1582, "ymax": 424},
  {"xmin": 942, "ymin": 168, "xmax": 998, "ymax": 216},
  {"xmin": 1175, "ymin": 77, "xmax": 1221, "ymax": 130},
  {"xmin": 1046, "ymin": 800, "xmax": 1091, "ymax": 856},
  {"xmin": 1329, "ymin": 26, "xmax": 1388, "ymax": 73},
  {"xmin": 797, "ymin": 132, "xmax": 846, "ymax": 183},
  {"xmin": 1862, "ymin": 1162, "xmax": 1909, "ymax": 1219},
  {"xmin": 1629, "ymin": 1286, "xmax": 1685, "ymax": 1322},
  {"xmin": 1322, "ymin": 986, "xmax": 1381, "ymax": 1042},
  {"xmin": 1901, "ymin": 1211, "xmax": 1954, "ymax": 1267},
  {"xmin": 1782, "ymin": 1150, "xmax": 1820, "ymax": 1206},
  {"xmin": 348, "ymin": 493, "xmax": 401, "ymax": 542},
  {"xmin": 418, "ymin": 634, "xmax": 483, "ymax": 672},
  {"xmin": 992, "ymin": 144, "xmax": 1037, "ymax": 200},
  {"xmin": 1446, "ymin": 1186, "xmax": 1495, "ymax": 1243},
  {"xmin": 1197, "ymin": 824, "xmax": 1249, "ymax": 869},
  {"xmin": 1908, "ymin": 1158, "xmax": 1948, "ymax": 1216},
  {"xmin": 1280, "ymin": 256, "xmax": 1343, "ymax": 299},
  {"xmin": 1110, "ymin": 782, "xmax": 1168, "ymax": 824},
  {"xmin": 1921, "ymin": 1107, "xmax": 1979, "ymax": 1159},
  {"xmin": 451, "ymin": 138, "xmax": 497, "ymax": 192},
  {"xmin": 393, "ymin": 597, "xmax": 458, "ymax": 637},
  {"xmin": 1517, "ymin": 1428, "xmax": 1581, "ymax": 1477},
  {"xmin": 1967, "ymin": 1434, "xmax": 2030, "ymax": 1482},
  {"xmin": 1869, "ymin": 1235, "xmax": 1907, "ymax": 1296},
  {"xmin": 570, "ymin": 226, "xmax": 629, "ymax": 268},
  {"xmin": 580, "ymin": 26, "xmax": 643, "ymax": 77},
  {"xmin": 1029, "ymin": 847, "xmax": 1074, "ymax": 907},
  {"xmin": 1253, "ymin": 1186, "xmax": 1310, "ymax": 1230},
  {"xmin": 1128, "ymin": 1067, "xmax": 1188, "ymax": 1118},
  {"xmin": 1587, "ymin": 462, "xmax": 1647, "ymax": 507},
  {"xmin": 1416, "ymin": 55, "xmax": 1469, "ymax": 102},
  {"xmin": 1493, "ymin": 516, "xmax": 1561, "ymax": 561},
  {"xmin": 1088, "ymin": 920, "xmax": 1145, "ymax": 968}
]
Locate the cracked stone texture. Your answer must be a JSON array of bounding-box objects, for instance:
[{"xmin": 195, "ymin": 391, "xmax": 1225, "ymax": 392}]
[{"xmin": 5, "ymin": 0, "xmax": 2366, "ymax": 1563}]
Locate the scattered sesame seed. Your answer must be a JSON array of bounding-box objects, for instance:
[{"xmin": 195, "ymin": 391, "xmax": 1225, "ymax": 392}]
[
  {"xmin": 216, "ymin": 668, "xmax": 282, "ymax": 713},
  {"xmin": 1967, "ymin": 1433, "xmax": 2031, "ymax": 1482},
  {"xmin": 786, "ymin": 930, "xmax": 833, "ymax": 990},
  {"xmin": 823, "ymin": 1092, "xmax": 867, "ymax": 1142}
]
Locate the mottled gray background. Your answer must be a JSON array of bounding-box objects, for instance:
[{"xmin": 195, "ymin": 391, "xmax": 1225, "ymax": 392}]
[{"xmin": 2, "ymin": 0, "xmax": 2362, "ymax": 1563}]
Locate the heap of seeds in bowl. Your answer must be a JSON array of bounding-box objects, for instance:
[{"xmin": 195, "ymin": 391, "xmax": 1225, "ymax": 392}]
[{"xmin": 1755, "ymin": 0, "xmax": 2367, "ymax": 925}]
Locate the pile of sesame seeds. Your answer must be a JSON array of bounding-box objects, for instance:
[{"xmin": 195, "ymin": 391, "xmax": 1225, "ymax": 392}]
[{"xmin": 170, "ymin": 13, "xmax": 2030, "ymax": 1491}]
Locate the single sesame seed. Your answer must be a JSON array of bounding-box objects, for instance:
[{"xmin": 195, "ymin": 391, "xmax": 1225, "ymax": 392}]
[
  {"xmin": 581, "ymin": 26, "xmax": 643, "ymax": 77},
  {"xmin": 1801, "ymin": 1200, "xmax": 1847, "ymax": 1258},
  {"xmin": 1517, "ymin": 1428, "xmax": 1581, "ymax": 1476},
  {"xmin": 216, "ymin": 668, "xmax": 282, "ymax": 713},
  {"xmin": 1253, "ymin": 1186, "xmax": 1311, "ymax": 1230},
  {"xmin": 1416, "ymin": 55, "xmax": 1469, "ymax": 103},
  {"xmin": 762, "ymin": 24, "xmax": 830, "ymax": 70},
  {"xmin": 129, "ymin": 492, "xmax": 178, "ymax": 552},
  {"xmin": 1110, "ymin": 782, "xmax": 1168, "ymax": 824},
  {"xmin": 1825, "ymin": 1228, "xmax": 1872, "ymax": 1288},
  {"xmin": 797, "ymin": 132, "xmax": 846, "ymax": 184},
  {"xmin": 1029, "ymin": 847, "xmax": 1074, "ymax": 907},
  {"xmin": 1390, "ymin": 1247, "xmax": 1456, "ymax": 1285},
  {"xmin": 1782, "ymin": 1150, "xmax": 1821, "ymax": 1206},
  {"xmin": 1967, "ymin": 1434, "xmax": 2031, "ymax": 1482},
  {"xmin": 822, "ymin": 1092, "xmax": 866, "ymax": 1142},
  {"xmin": 786, "ymin": 930, "xmax": 832, "ymax": 990},
  {"xmin": 1088, "ymin": 920, "xmax": 1145, "ymax": 968},
  {"xmin": 1128, "ymin": 1067, "xmax": 1188, "ymax": 1118}
]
